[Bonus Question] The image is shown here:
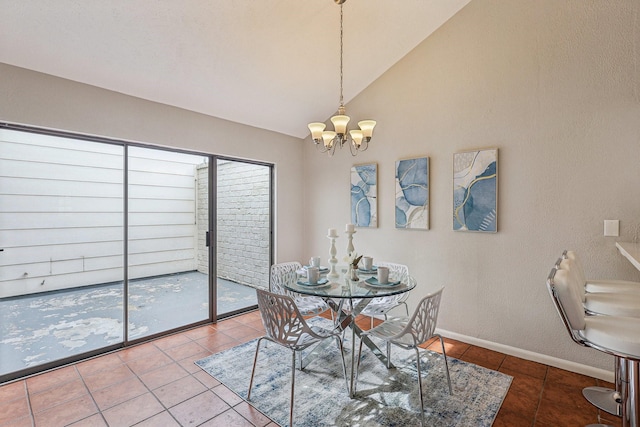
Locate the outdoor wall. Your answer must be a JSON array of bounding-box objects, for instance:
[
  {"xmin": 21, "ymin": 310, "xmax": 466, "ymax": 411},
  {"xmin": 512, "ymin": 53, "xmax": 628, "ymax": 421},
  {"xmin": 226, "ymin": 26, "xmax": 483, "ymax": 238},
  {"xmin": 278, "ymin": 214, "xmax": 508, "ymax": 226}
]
[
  {"xmin": 0, "ymin": 129, "xmax": 203, "ymax": 298},
  {"xmin": 302, "ymin": 0, "xmax": 640, "ymax": 379}
]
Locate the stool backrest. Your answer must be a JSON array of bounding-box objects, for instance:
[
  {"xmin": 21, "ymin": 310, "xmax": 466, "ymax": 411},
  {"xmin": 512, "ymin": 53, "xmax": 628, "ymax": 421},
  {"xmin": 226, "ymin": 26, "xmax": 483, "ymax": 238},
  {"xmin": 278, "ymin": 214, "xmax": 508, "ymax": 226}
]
[
  {"xmin": 558, "ymin": 258, "xmax": 587, "ymax": 302},
  {"xmin": 565, "ymin": 250, "xmax": 588, "ymax": 285},
  {"xmin": 547, "ymin": 265, "xmax": 586, "ymax": 334}
]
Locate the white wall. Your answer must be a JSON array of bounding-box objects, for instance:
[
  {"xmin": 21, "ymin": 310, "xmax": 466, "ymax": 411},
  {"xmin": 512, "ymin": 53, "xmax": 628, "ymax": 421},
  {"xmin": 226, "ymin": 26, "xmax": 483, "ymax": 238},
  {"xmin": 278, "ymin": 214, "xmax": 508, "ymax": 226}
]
[
  {"xmin": 0, "ymin": 62, "xmax": 304, "ymax": 268},
  {"xmin": 302, "ymin": 0, "xmax": 640, "ymax": 377}
]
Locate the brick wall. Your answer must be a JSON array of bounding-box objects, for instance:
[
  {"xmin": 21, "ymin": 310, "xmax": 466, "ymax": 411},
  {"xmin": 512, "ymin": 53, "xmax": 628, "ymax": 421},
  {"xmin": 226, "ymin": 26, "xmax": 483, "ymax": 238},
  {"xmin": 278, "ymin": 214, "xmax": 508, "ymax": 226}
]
[{"xmin": 196, "ymin": 160, "xmax": 270, "ymax": 289}]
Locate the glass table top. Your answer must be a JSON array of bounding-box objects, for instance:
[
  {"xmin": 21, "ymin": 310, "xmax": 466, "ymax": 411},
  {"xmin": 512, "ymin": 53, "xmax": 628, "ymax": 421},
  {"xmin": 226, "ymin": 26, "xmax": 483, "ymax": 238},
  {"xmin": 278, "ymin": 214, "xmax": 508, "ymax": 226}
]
[{"xmin": 284, "ymin": 266, "xmax": 416, "ymax": 299}]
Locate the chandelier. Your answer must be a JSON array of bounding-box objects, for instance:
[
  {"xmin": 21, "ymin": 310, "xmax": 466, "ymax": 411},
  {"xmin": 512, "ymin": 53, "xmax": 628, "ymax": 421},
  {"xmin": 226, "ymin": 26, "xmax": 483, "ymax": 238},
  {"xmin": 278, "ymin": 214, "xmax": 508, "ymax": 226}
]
[{"xmin": 307, "ymin": 0, "xmax": 376, "ymax": 156}]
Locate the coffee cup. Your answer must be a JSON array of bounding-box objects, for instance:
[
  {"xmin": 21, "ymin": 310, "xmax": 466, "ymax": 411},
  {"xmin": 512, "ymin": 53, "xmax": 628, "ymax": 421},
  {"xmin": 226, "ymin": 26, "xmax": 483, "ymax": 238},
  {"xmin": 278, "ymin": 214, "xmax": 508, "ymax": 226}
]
[
  {"xmin": 309, "ymin": 256, "xmax": 321, "ymax": 268},
  {"xmin": 377, "ymin": 266, "xmax": 389, "ymax": 284},
  {"xmin": 362, "ymin": 256, "xmax": 373, "ymax": 271},
  {"xmin": 307, "ymin": 267, "xmax": 320, "ymax": 284}
]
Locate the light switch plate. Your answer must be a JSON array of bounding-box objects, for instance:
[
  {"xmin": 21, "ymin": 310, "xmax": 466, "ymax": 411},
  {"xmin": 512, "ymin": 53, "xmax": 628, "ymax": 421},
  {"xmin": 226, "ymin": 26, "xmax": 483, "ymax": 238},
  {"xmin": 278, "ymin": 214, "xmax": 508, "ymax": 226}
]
[{"xmin": 604, "ymin": 220, "xmax": 619, "ymax": 237}]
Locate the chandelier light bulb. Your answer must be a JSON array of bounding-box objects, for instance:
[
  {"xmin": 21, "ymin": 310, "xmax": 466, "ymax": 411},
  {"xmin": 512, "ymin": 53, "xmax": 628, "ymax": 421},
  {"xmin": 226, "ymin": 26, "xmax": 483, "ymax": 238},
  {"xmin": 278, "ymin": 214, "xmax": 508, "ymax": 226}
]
[
  {"xmin": 358, "ymin": 120, "xmax": 376, "ymax": 139},
  {"xmin": 330, "ymin": 114, "xmax": 350, "ymax": 135},
  {"xmin": 349, "ymin": 130, "xmax": 363, "ymax": 147},
  {"xmin": 308, "ymin": 122, "xmax": 326, "ymax": 142},
  {"xmin": 322, "ymin": 131, "xmax": 337, "ymax": 148}
]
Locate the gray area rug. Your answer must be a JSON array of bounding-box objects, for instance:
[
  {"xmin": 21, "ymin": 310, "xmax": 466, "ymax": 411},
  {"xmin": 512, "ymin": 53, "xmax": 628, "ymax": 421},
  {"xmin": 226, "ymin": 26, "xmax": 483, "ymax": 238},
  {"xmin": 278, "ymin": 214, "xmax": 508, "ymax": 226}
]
[{"xmin": 196, "ymin": 323, "xmax": 512, "ymax": 427}]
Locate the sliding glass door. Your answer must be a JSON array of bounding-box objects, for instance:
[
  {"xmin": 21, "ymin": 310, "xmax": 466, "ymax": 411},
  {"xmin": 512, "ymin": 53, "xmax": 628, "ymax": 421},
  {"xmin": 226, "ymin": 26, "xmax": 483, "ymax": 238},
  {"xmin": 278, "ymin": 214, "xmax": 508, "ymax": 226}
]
[
  {"xmin": 215, "ymin": 158, "xmax": 272, "ymax": 317},
  {"xmin": 0, "ymin": 125, "xmax": 273, "ymax": 383},
  {"xmin": 126, "ymin": 147, "xmax": 210, "ymax": 340}
]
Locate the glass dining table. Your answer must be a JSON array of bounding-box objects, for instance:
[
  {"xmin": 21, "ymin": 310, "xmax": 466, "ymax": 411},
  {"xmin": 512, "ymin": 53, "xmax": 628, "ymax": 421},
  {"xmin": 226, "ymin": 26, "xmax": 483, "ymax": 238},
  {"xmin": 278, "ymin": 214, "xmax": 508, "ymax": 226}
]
[{"xmin": 284, "ymin": 265, "xmax": 416, "ymax": 398}]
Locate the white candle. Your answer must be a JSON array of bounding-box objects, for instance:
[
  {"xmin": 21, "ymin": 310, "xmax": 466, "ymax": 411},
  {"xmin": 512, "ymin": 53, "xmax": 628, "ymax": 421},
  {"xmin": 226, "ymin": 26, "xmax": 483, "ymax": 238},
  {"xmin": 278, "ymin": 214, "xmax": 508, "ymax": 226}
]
[
  {"xmin": 346, "ymin": 223, "xmax": 355, "ymax": 233},
  {"xmin": 328, "ymin": 228, "xmax": 338, "ymax": 237}
]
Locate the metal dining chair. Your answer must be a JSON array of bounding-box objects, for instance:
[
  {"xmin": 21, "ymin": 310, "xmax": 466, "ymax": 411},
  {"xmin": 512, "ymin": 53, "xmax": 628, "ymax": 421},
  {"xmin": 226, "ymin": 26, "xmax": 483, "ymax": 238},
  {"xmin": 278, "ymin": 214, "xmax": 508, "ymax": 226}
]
[
  {"xmin": 355, "ymin": 287, "xmax": 453, "ymax": 414},
  {"xmin": 359, "ymin": 262, "xmax": 410, "ymax": 328},
  {"xmin": 248, "ymin": 289, "xmax": 348, "ymax": 427},
  {"xmin": 270, "ymin": 261, "xmax": 331, "ymax": 318}
]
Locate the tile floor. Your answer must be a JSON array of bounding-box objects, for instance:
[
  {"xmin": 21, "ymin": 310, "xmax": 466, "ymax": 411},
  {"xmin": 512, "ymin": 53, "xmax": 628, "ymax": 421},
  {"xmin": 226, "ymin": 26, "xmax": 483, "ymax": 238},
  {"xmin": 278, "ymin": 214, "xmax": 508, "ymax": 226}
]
[{"xmin": 0, "ymin": 310, "xmax": 621, "ymax": 427}]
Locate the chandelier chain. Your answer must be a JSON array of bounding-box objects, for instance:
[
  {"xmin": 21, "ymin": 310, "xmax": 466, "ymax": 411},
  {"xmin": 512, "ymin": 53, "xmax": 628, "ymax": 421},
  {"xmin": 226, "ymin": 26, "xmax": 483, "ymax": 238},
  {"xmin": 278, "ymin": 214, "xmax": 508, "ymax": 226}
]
[{"xmin": 339, "ymin": 3, "xmax": 344, "ymax": 107}]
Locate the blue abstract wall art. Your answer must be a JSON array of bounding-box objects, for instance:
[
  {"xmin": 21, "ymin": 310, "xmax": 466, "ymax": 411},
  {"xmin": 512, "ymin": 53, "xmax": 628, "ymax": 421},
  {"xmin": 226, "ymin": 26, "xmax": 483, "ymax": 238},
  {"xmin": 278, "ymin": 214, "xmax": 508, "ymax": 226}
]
[
  {"xmin": 453, "ymin": 148, "xmax": 498, "ymax": 232},
  {"xmin": 351, "ymin": 163, "xmax": 377, "ymax": 228},
  {"xmin": 395, "ymin": 157, "xmax": 429, "ymax": 229}
]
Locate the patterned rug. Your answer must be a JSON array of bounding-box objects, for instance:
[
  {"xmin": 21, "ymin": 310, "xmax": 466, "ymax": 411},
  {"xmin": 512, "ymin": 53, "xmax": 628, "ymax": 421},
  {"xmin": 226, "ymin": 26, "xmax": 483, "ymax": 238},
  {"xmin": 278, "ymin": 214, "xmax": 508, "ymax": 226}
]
[{"xmin": 196, "ymin": 323, "xmax": 512, "ymax": 427}]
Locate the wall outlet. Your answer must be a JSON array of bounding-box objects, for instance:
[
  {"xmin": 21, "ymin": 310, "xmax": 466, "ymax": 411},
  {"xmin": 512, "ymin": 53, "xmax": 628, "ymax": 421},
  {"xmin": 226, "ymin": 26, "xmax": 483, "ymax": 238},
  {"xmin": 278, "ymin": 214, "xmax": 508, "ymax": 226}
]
[{"xmin": 604, "ymin": 220, "xmax": 619, "ymax": 237}]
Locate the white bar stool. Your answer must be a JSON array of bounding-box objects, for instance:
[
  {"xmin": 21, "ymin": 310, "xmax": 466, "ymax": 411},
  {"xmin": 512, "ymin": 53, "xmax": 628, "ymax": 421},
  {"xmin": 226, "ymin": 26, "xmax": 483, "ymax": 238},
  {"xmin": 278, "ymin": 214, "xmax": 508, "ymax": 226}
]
[
  {"xmin": 559, "ymin": 254, "xmax": 640, "ymax": 418},
  {"xmin": 547, "ymin": 266, "xmax": 640, "ymax": 427}
]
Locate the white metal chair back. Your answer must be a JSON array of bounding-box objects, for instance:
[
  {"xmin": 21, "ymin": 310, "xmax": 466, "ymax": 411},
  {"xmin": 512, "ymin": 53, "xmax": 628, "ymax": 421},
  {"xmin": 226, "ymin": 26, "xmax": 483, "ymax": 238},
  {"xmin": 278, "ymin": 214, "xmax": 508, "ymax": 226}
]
[
  {"xmin": 256, "ymin": 288, "xmax": 314, "ymax": 349},
  {"xmin": 360, "ymin": 262, "xmax": 410, "ymax": 326},
  {"xmin": 377, "ymin": 261, "xmax": 409, "ymax": 281},
  {"xmin": 404, "ymin": 287, "xmax": 442, "ymax": 345},
  {"xmin": 270, "ymin": 261, "xmax": 302, "ymax": 297},
  {"xmin": 269, "ymin": 261, "xmax": 330, "ymax": 317}
]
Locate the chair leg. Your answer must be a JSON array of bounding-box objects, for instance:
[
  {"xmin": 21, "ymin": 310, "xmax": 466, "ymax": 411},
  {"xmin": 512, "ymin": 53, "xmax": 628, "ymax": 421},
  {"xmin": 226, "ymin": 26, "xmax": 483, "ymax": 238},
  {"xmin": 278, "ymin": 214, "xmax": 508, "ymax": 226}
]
[
  {"xmin": 290, "ymin": 350, "xmax": 296, "ymax": 427},
  {"xmin": 438, "ymin": 334, "xmax": 453, "ymax": 395},
  {"xmin": 248, "ymin": 337, "xmax": 265, "ymax": 401},
  {"xmin": 386, "ymin": 341, "xmax": 391, "ymax": 369}
]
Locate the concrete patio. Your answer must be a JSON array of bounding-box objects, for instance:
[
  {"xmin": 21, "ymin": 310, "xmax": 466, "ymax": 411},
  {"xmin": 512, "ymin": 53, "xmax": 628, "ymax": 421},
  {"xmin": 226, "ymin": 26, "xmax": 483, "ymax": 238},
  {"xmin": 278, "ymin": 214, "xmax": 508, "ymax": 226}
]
[{"xmin": 0, "ymin": 271, "xmax": 258, "ymax": 378}]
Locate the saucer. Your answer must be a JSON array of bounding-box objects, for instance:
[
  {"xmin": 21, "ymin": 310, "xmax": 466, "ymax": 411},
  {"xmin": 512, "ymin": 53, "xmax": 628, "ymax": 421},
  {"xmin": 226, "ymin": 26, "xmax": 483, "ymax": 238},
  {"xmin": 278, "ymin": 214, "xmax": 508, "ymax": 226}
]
[
  {"xmin": 297, "ymin": 278, "xmax": 330, "ymax": 287},
  {"xmin": 358, "ymin": 266, "xmax": 378, "ymax": 274},
  {"xmin": 305, "ymin": 265, "xmax": 329, "ymax": 273},
  {"xmin": 365, "ymin": 277, "xmax": 401, "ymax": 287}
]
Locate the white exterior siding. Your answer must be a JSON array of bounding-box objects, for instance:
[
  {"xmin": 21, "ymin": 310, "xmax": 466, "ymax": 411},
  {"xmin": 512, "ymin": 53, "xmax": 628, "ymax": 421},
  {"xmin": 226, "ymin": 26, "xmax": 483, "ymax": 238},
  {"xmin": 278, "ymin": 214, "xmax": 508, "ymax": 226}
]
[{"xmin": 0, "ymin": 130, "xmax": 203, "ymax": 297}]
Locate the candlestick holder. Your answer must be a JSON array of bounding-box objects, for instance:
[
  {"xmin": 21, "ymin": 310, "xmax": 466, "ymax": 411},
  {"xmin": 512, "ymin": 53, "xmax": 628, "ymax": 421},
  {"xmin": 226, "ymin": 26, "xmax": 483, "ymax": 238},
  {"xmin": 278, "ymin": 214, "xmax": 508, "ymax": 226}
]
[
  {"xmin": 345, "ymin": 229, "xmax": 356, "ymax": 256},
  {"xmin": 327, "ymin": 234, "xmax": 339, "ymax": 278}
]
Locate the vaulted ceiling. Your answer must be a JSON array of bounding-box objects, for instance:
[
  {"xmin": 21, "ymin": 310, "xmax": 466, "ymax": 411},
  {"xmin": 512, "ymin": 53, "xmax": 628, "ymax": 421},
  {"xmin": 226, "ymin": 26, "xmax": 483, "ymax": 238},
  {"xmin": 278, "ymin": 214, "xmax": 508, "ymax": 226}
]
[{"xmin": 0, "ymin": 0, "xmax": 470, "ymax": 138}]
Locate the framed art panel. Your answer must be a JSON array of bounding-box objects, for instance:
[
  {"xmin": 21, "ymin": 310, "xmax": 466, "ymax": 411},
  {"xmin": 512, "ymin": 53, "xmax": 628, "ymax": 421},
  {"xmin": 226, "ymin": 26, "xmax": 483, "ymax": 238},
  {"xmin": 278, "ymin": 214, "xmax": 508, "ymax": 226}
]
[
  {"xmin": 453, "ymin": 148, "xmax": 498, "ymax": 232},
  {"xmin": 350, "ymin": 163, "xmax": 377, "ymax": 228},
  {"xmin": 395, "ymin": 157, "xmax": 429, "ymax": 230}
]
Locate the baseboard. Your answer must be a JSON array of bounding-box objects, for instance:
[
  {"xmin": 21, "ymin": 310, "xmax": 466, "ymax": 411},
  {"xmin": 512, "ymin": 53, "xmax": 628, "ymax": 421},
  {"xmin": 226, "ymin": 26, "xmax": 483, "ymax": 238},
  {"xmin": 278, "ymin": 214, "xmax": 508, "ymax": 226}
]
[{"xmin": 436, "ymin": 328, "xmax": 614, "ymax": 383}]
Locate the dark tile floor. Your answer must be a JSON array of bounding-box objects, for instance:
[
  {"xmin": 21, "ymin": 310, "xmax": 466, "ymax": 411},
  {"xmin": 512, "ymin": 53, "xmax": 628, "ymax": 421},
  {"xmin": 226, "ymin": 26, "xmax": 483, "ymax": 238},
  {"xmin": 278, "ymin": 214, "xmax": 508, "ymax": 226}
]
[{"xmin": 0, "ymin": 311, "xmax": 621, "ymax": 427}]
